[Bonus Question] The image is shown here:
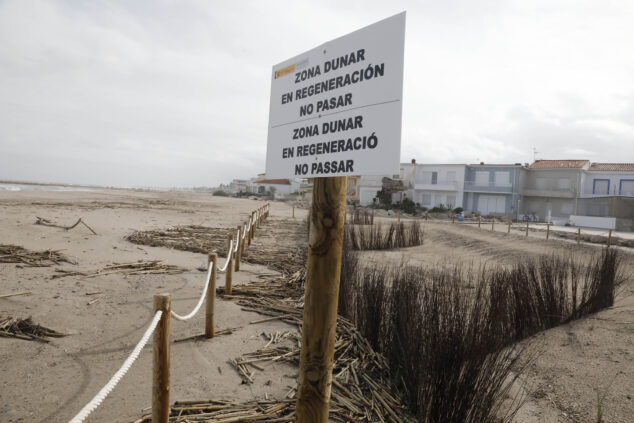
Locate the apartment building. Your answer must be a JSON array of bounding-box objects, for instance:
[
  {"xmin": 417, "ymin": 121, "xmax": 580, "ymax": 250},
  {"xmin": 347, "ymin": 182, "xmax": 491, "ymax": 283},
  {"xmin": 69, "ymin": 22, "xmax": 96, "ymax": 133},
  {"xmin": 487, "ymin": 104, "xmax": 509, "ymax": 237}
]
[
  {"xmin": 581, "ymin": 163, "xmax": 634, "ymax": 197},
  {"xmin": 519, "ymin": 160, "xmax": 589, "ymax": 223},
  {"xmin": 463, "ymin": 163, "xmax": 522, "ymax": 217},
  {"xmin": 410, "ymin": 164, "xmax": 465, "ymax": 209}
]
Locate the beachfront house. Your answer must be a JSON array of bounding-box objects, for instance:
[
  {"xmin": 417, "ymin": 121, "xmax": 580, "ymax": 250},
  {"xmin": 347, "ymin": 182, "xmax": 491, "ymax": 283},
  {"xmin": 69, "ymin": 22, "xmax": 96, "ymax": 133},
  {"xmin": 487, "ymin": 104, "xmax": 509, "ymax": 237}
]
[
  {"xmin": 462, "ymin": 163, "xmax": 523, "ymax": 218},
  {"xmin": 250, "ymin": 178, "xmax": 301, "ymax": 199},
  {"xmin": 519, "ymin": 160, "xmax": 589, "ymax": 224},
  {"xmin": 574, "ymin": 163, "xmax": 634, "ymax": 231},
  {"xmin": 410, "ymin": 163, "xmax": 466, "ymax": 210}
]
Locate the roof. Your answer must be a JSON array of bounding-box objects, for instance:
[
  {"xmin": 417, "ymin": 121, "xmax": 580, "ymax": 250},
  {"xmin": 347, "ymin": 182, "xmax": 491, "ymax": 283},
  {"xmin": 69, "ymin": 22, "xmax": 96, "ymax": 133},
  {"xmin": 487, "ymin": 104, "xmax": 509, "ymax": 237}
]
[
  {"xmin": 529, "ymin": 160, "xmax": 589, "ymax": 169},
  {"xmin": 588, "ymin": 163, "xmax": 634, "ymax": 171},
  {"xmin": 255, "ymin": 179, "xmax": 291, "ymax": 185},
  {"xmin": 468, "ymin": 163, "xmax": 523, "ymax": 167}
]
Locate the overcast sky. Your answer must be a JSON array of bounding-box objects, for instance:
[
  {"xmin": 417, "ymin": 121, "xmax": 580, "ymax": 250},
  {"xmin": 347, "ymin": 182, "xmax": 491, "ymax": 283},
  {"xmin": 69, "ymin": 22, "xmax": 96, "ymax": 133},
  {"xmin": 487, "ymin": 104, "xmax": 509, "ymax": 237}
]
[{"xmin": 1, "ymin": 0, "xmax": 633, "ymax": 187}]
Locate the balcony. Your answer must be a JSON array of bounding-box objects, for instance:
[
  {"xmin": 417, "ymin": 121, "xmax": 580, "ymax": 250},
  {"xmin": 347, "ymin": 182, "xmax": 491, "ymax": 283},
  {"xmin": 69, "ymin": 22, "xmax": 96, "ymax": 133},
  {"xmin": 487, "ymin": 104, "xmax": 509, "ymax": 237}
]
[
  {"xmin": 414, "ymin": 180, "xmax": 458, "ymax": 191},
  {"xmin": 521, "ymin": 186, "xmax": 576, "ymax": 198},
  {"xmin": 464, "ymin": 180, "xmax": 514, "ymax": 193}
]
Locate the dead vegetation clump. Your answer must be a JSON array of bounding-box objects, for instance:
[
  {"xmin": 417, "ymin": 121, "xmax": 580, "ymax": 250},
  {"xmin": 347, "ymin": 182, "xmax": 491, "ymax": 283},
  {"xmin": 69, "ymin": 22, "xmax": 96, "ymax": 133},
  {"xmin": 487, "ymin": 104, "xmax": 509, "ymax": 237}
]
[
  {"xmin": 51, "ymin": 260, "xmax": 184, "ymax": 279},
  {"xmin": 0, "ymin": 316, "xmax": 67, "ymax": 342},
  {"xmin": 126, "ymin": 220, "xmax": 306, "ymax": 276},
  {"xmin": 489, "ymin": 250, "xmax": 623, "ymax": 341},
  {"xmin": 339, "ymin": 248, "xmax": 623, "ymax": 422},
  {"xmin": 349, "ymin": 208, "xmax": 374, "ymax": 225},
  {"xmin": 344, "ymin": 221, "xmax": 423, "ymax": 250},
  {"xmin": 0, "ymin": 244, "xmax": 74, "ymax": 267},
  {"xmin": 126, "ymin": 226, "xmax": 231, "ymax": 255}
]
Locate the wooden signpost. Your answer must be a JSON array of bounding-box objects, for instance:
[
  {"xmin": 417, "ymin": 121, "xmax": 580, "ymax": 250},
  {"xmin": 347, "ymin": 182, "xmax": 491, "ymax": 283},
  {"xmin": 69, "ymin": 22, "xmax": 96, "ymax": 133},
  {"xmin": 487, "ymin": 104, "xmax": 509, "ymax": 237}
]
[
  {"xmin": 265, "ymin": 13, "xmax": 405, "ymax": 422},
  {"xmin": 296, "ymin": 177, "xmax": 347, "ymax": 421}
]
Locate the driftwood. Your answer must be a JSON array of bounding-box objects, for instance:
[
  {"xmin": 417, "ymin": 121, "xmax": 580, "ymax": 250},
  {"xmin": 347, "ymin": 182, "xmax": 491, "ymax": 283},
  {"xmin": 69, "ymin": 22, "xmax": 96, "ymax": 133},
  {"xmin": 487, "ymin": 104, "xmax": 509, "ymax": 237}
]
[
  {"xmin": 0, "ymin": 291, "xmax": 32, "ymax": 299},
  {"xmin": 126, "ymin": 220, "xmax": 305, "ymax": 276},
  {"xmin": 0, "ymin": 244, "xmax": 74, "ymax": 267},
  {"xmin": 51, "ymin": 260, "xmax": 184, "ymax": 279},
  {"xmin": 0, "ymin": 316, "xmax": 67, "ymax": 342},
  {"xmin": 35, "ymin": 216, "xmax": 97, "ymax": 235}
]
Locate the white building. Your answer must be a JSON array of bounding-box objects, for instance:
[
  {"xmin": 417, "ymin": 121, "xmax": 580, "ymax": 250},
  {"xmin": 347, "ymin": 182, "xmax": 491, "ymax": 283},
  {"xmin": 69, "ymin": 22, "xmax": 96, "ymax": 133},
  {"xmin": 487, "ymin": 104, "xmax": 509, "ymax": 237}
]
[
  {"xmin": 358, "ymin": 175, "xmax": 384, "ymax": 206},
  {"xmin": 411, "ymin": 164, "xmax": 466, "ymax": 209},
  {"xmin": 250, "ymin": 178, "xmax": 301, "ymax": 199},
  {"xmin": 580, "ymin": 163, "xmax": 634, "ymax": 197},
  {"xmin": 227, "ymin": 179, "xmax": 249, "ymax": 194}
]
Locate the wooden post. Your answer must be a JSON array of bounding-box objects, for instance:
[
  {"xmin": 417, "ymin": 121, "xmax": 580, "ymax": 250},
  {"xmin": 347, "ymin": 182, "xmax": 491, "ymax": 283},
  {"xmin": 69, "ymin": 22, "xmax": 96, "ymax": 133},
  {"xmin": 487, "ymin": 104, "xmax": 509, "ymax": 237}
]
[
  {"xmin": 248, "ymin": 213, "xmax": 254, "ymax": 246},
  {"xmin": 607, "ymin": 229, "xmax": 612, "ymax": 248},
  {"xmin": 235, "ymin": 227, "xmax": 241, "ymax": 272},
  {"xmin": 371, "ymin": 209, "xmax": 374, "ymax": 225},
  {"xmin": 397, "ymin": 210, "xmax": 401, "ymax": 223},
  {"xmin": 478, "ymin": 216, "xmax": 481, "ymax": 228},
  {"xmin": 452, "ymin": 214, "xmax": 455, "ymax": 224},
  {"xmin": 491, "ymin": 219, "xmax": 495, "ymax": 231},
  {"xmin": 153, "ymin": 294, "xmax": 171, "ymax": 423},
  {"xmin": 296, "ymin": 177, "xmax": 346, "ymax": 422},
  {"xmin": 525, "ymin": 221, "xmax": 529, "ymax": 237},
  {"xmin": 205, "ymin": 254, "xmax": 217, "ymax": 338},
  {"xmin": 577, "ymin": 228, "xmax": 581, "ymax": 244},
  {"xmin": 293, "ymin": 206, "xmax": 295, "ymax": 218},
  {"xmin": 225, "ymin": 234, "xmax": 233, "ymax": 295},
  {"xmin": 241, "ymin": 223, "xmax": 246, "ymax": 254},
  {"xmin": 507, "ymin": 220, "xmax": 511, "ymax": 234},
  {"xmin": 546, "ymin": 223, "xmax": 550, "ymax": 240},
  {"xmin": 425, "ymin": 212, "xmax": 428, "ymax": 221}
]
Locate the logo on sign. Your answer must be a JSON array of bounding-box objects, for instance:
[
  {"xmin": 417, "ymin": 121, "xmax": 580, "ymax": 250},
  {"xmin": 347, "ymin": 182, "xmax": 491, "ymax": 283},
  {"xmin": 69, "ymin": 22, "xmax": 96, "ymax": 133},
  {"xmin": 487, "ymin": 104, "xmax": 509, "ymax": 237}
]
[{"xmin": 275, "ymin": 64, "xmax": 295, "ymax": 79}]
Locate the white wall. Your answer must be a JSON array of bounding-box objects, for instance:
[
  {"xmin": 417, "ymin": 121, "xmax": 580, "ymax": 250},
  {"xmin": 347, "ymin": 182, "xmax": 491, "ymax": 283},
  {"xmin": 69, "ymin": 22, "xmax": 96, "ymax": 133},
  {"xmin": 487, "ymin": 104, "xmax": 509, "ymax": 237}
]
[
  {"xmin": 413, "ymin": 164, "xmax": 465, "ymax": 208},
  {"xmin": 581, "ymin": 171, "xmax": 634, "ymax": 197},
  {"xmin": 360, "ymin": 187, "xmax": 380, "ymax": 205}
]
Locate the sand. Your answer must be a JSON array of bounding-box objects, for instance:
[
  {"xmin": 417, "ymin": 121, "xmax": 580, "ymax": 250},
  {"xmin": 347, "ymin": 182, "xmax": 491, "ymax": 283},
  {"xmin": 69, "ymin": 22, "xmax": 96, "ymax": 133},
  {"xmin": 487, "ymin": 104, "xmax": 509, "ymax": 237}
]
[
  {"xmin": 0, "ymin": 188, "xmax": 302, "ymax": 422},
  {"xmin": 1, "ymin": 188, "xmax": 632, "ymax": 423}
]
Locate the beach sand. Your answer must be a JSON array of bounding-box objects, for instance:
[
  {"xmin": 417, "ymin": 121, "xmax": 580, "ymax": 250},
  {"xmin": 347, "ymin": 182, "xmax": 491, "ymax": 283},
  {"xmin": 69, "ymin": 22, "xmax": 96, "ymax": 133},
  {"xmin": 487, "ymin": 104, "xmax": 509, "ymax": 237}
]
[
  {"xmin": 0, "ymin": 188, "xmax": 304, "ymax": 422},
  {"xmin": 1, "ymin": 188, "xmax": 632, "ymax": 422}
]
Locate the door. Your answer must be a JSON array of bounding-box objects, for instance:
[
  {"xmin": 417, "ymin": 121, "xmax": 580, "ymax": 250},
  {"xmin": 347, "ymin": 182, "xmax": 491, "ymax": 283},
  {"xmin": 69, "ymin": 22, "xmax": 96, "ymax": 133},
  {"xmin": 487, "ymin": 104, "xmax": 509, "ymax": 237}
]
[{"xmin": 478, "ymin": 195, "xmax": 505, "ymax": 215}]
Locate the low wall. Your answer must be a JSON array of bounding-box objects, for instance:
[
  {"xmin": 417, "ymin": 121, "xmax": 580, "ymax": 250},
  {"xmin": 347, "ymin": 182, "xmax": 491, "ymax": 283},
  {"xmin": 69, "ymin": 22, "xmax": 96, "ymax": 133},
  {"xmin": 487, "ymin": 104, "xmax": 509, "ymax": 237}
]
[{"xmin": 569, "ymin": 215, "xmax": 616, "ymax": 230}]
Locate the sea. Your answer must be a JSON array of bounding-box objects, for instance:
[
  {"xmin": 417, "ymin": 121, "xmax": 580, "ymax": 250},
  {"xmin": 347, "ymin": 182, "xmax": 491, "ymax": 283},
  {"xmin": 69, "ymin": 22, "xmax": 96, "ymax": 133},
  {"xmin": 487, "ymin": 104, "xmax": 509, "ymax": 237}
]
[{"xmin": 0, "ymin": 182, "xmax": 98, "ymax": 192}]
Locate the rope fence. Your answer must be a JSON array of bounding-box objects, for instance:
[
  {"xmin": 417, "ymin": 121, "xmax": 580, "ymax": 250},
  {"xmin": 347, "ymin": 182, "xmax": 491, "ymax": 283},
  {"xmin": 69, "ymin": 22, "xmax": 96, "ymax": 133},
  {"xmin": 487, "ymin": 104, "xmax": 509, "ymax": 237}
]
[{"xmin": 68, "ymin": 203, "xmax": 270, "ymax": 423}]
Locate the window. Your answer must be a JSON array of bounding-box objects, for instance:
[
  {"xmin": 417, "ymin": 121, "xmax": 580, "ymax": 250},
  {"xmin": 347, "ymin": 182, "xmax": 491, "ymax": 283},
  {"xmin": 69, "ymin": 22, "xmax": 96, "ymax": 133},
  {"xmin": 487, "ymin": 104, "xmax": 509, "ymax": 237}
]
[
  {"xmin": 475, "ymin": 171, "xmax": 489, "ymax": 186},
  {"xmin": 446, "ymin": 171, "xmax": 456, "ymax": 182},
  {"xmin": 495, "ymin": 171, "xmax": 510, "ymax": 186},
  {"xmin": 621, "ymin": 180, "xmax": 634, "ymax": 196},
  {"xmin": 558, "ymin": 178, "xmax": 570, "ymax": 189},
  {"xmin": 593, "ymin": 179, "xmax": 609, "ymax": 195},
  {"xmin": 421, "ymin": 193, "xmax": 432, "ymax": 205},
  {"xmin": 431, "ymin": 172, "xmax": 438, "ymax": 185}
]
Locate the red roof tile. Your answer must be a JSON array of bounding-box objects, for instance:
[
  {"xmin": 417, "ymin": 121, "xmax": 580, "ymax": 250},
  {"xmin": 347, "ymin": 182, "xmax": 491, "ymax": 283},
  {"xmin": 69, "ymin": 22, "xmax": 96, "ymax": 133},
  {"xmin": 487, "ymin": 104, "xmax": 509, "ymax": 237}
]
[
  {"xmin": 588, "ymin": 163, "xmax": 634, "ymax": 171},
  {"xmin": 529, "ymin": 160, "xmax": 589, "ymax": 169},
  {"xmin": 255, "ymin": 179, "xmax": 291, "ymax": 185}
]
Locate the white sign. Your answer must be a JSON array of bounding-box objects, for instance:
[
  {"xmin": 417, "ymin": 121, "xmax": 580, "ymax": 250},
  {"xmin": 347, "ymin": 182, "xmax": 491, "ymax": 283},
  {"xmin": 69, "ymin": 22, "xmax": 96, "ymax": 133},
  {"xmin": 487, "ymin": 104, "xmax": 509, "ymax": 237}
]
[{"xmin": 265, "ymin": 12, "xmax": 406, "ymax": 178}]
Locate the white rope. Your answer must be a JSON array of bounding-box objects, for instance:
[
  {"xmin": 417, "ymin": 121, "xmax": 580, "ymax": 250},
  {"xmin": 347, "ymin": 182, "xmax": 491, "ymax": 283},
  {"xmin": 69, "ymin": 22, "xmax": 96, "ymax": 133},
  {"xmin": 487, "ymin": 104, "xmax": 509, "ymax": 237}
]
[
  {"xmin": 170, "ymin": 263, "xmax": 213, "ymax": 321},
  {"xmin": 68, "ymin": 310, "xmax": 163, "ymax": 423},
  {"xmin": 233, "ymin": 231, "xmax": 239, "ymax": 253},
  {"xmin": 218, "ymin": 239, "xmax": 233, "ymax": 272}
]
